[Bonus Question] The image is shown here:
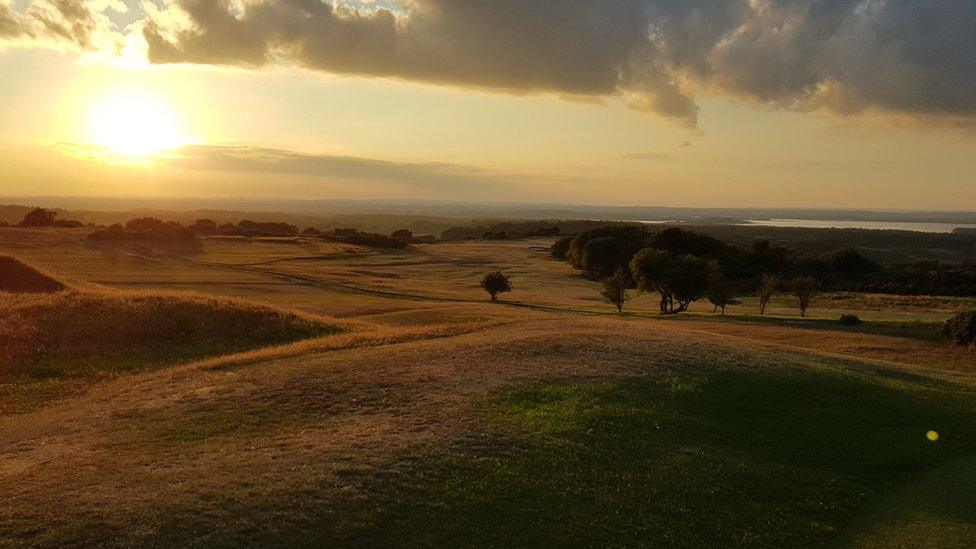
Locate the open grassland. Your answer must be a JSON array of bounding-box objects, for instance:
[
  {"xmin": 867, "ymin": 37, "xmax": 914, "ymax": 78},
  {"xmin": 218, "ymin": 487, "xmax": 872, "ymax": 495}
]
[
  {"xmin": 1, "ymin": 319, "xmax": 975, "ymax": 546},
  {"xmin": 1, "ymin": 228, "xmax": 975, "ymax": 546}
]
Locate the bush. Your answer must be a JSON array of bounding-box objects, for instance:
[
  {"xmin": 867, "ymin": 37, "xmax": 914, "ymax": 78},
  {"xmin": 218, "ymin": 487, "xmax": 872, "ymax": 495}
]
[
  {"xmin": 839, "ymin": 314, "xmax": 861, "ymax": 326},
  {"xmin": 480, "ymin": 271, "xmax": 512, "ymax": 301},
  {"xmin": 944, "ymin": 311, "xmax": 976, "ymax": 347},
  {"xmin": 550, "ymin": 235, "xmax": 573, "ymax": 260}
]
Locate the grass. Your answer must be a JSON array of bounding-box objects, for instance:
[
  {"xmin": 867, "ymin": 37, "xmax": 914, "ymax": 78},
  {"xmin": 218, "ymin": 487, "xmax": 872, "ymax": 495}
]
[
  {"xmin": 0, "ymin": 290, "xmax": 344, "ymax": 413},
  {"xmin": 0, "ymin": 229, "xmax": 975, "ymax": 545},
  {"xmin": 319, "ymin": 359, "xmax": 976, "ymax": 547},
  {"xmin": 70, "ymin": 350, "xmax": 976, "ymax": 547},
  {"xmin": 0, "ymin": 255, "xmax": 67, "ymax": 293}
]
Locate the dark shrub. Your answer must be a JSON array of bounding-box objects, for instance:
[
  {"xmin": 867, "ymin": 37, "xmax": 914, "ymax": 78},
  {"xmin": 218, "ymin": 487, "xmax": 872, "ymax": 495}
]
[
  {"xmin": 944, "ymin": 311, "xmax": 976, "ymax": 347},
  {"xmin": 237, "ymin": 220, "xmax": 299, "ymax": 236},
  {"xmin": 391, "ymin": 229, "xmax": 413, "ymax": 240},
  {"xmin": 823, "ymin": 249, "xmax": 881, "ymax": 274},
  {"xmin": 839, "ymin": 314, "xmax": 861, "ymax": 326},
  {"xmin": 480, "ymin": 271, "xmax": 512, "ymax": 301},
  {"xmin": 581, "ymin": 237, "xmax": 628, "ymax": 279},
  {"xmin": 645, "ymin": 227, "xmax": 727, "ymax": 258},
  {"xmin": 18, "ymin": 208, "xmax": 57, "ymax": 227},
  {"xmin": 568, "ymin": 226, "xmax": 649, "ymax": 269},
  {"xmin": 550, "ymin": 235, "xmax": 573, "ymax": 260},
  {"xmin": 188, "ymin": 219, "xmax": 217, "ymax": 236}
]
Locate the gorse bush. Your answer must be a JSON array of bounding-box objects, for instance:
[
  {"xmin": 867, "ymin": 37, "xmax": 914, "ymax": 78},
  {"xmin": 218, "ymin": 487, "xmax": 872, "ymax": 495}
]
[
  {"xmin": 481, "ymin": 271, "xmax": 512, "ymax": 301},
  {"xmin": 944, "ymin": 311, "xmax": 976, "ymax": 347},
  {"xmin": 839, "ymin": 314, "xmax": 861, "ymax": 326}
]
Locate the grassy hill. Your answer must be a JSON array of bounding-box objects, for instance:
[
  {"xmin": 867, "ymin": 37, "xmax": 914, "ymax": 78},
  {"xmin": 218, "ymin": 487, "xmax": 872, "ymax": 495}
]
[
  {"xmin": 0, "ymin": 255, "xmax": 66, "ymax": 293},
  {"xmin": 0, "ymin": 318, "xmax": 974, "ymax": 546},
  {"xmin": 0, "ymin": 229, "xmax": 974, "ymax": 546},
  {"xmin": 0, "ymin": 290, "xmax": 344, "ymax": 413}
]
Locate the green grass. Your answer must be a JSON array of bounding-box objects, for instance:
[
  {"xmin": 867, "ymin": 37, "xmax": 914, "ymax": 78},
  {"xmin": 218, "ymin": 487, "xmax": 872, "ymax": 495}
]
[
  {"xmin": 122, "ymin": 356, "xmax": 976, "ymax": 547},
  {"xmin": 361, "ymin": 366, "xmax": 976, "ymax": 546}
]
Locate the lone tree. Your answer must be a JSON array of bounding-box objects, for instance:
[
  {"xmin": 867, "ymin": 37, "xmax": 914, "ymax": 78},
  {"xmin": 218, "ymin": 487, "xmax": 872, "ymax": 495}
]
[
  {"xmin": 600, "ymin": 268, "xmax": 631, "ymax": 313},
  {"xmin": 480, "ymin": 271, "xmax": 512, "ymax": 301},
  {"xmin": 706, "ymin": 270, "xmax": 734, "ymax": 315},
  {"xmin": 791, "ymin": 277, "xmax": 821, "ymax": 317},
  {"xmin": 18, "ymin": 208, "xmax": 56, "ymax": 227},
  {"xmin": 757, "ymin": 274, "xmax": 778, "ymax": 315}
]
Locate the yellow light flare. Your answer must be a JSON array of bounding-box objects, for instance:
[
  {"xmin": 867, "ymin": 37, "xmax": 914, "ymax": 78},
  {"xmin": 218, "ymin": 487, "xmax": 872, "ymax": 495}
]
[{"xmin": 88, "ymin": 91, "xmax": 186, "ymax": 159}]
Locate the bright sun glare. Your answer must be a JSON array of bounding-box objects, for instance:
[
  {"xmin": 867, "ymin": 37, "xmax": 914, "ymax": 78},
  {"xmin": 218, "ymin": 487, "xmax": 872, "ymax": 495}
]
[{"xmin": 88, "ymin": 92, "xmax": 186, "ymax": 158}]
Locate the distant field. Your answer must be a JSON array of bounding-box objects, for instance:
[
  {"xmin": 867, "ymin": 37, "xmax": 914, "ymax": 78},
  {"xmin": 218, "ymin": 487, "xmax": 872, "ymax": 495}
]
[{"xmin": 0, "ymin": 228, "xmax": 974, "ymax": 546}]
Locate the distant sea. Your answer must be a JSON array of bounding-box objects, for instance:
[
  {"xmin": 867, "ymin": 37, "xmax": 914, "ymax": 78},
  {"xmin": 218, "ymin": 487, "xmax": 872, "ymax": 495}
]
[{"xmin": 741, "ymin": 218, "xmax": 976, "ymax": 233}]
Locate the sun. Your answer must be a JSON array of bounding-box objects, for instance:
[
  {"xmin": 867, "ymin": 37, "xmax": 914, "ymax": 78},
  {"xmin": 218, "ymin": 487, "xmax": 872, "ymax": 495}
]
[{"xmin": 88, "ymin": 91, "xmax": 186, "ymax": 158}]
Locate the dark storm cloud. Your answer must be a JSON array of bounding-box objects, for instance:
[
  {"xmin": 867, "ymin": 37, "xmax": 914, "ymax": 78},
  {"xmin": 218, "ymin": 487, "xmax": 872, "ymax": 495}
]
[
  {"xmin": 144, "ymin": 0, "xmax": 701, "ymax": 126},
  {"xmin": 172, "ymin": 144, "xmax": 510, "ymax": 191}
]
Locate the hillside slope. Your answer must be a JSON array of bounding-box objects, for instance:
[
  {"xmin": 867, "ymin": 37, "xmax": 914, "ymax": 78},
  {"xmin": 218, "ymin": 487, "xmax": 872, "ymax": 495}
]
[{"xmin": 1, "ymin": 316, "xmax": 974, "ymax": 546}]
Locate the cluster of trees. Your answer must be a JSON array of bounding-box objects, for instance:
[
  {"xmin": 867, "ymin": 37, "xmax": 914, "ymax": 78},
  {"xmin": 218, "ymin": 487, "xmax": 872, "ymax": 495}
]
[
  {"xmin": 88, "ymin": 217, "xmax": 196, "ymax": 242},
  {"xmin": 556, "ymin": 225, "xmax": 976, "ymax": 308},
  {"xmin": 6, "ymin": 208, "xmax": 85, "ymax": 228},
  {"xmin": 303, "ymin": 227, "xmax": 409, "ymax": 249},
  {"xmin": 441, "ymin": 220, "xmax": 626, "ymax": 241},
  {"xmin": 552, "ymin": 226, "xmax": 836, "ymax": 315}
]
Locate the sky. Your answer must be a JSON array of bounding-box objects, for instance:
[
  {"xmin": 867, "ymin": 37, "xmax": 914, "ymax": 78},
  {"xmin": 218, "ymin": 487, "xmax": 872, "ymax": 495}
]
[{"xmin": 0, "ymin": 0, "xmax": 974, "ymax": 210}]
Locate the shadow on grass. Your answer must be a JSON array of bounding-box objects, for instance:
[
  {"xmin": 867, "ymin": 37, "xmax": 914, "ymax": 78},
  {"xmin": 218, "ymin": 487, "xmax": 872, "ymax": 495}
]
[{"xmin": 137, "ymin": 358, "xmax": 976, "ymax": 547}]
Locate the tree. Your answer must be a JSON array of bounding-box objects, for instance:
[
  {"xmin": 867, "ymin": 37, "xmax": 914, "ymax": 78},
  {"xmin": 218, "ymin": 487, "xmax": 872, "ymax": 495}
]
[
  {"xmin": 480, "ymin": 271, "xmax": 512, "ymax": 301},
  {"xmin": 823, "ymin": 248, "xmax": 880, "ymax": 274},
  {"xmin": 757, "ymin": 274, "xmax": 778, "ymax": 315},
  {"xmin": 645, "ymin": 227, "xmax": 727, "ymax": 258},
  {"xmin": 706, "ymin": 270, "xmax": 733, "ymax": 315},
  {"xmin": 188, "ymin": 219, "xmax": 217, "ymax": 236},
  {"xmin": 581, "ymin": 237, "xmax": 628, "ymax": 279},
  {"xmin": 630, "ymin": 250, "xmax": 709, "ymax": 314},
  {"xmin": 791, "ymin": 277, "xmax": 821, "ymax": 317},
  {"xmin": 125, "ymin": 217, "xmax": 166, "ymax": 232},
  {"xmin": 391, "ymin": 229, "xmax": 413, "ymax": 240},
  {"xmin": 630, "ymin": 248, "xmax": 673, "ymax": 313},
  {"xmin": 19, "ymin": 208, "xmax": 56, "ymax": 227},
  {"xmin": 550, "ymin": 235, "xmax": 574, "ymax": 260},
  {"xmin": 667, "ymin": 255, "xmax": 711, "ymax": 313},
  {"xmin": 600, "ymin": 268, "xmax": 631, "ymax": 313}
]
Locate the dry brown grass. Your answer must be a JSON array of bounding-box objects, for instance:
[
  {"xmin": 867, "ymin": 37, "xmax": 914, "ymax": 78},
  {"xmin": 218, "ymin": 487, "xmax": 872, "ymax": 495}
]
[
  {"xmin": 0, "ymin": 255, "xmax": 67, "ymax": 293},
  {"xmin": 0, "ymin": 289, "xmax": 357, "ymax": 414}
]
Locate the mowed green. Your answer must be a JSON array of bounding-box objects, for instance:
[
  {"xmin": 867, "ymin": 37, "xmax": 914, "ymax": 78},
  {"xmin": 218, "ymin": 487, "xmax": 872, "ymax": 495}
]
[{"xmin": 1, "ymin": 228, "xmax": 975, "ymax": 546}]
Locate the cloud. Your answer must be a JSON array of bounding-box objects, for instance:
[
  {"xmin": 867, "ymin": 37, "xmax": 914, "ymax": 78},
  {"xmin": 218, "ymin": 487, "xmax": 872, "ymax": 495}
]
[
  {"xmin": 0, "ymin": 0, "xmax": 120, "ymax": 49},
  {"xmin": 167, "ymin": 144, "xmax": 510, "ymax": 192},
  {"xmin": 137, "ymin": 0, "xmax": 976, "ymax": 128}
]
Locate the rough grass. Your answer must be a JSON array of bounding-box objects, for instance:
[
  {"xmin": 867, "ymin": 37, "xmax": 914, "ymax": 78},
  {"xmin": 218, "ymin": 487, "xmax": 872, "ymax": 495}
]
[
  {"xmin": 0, "ymin": 290, "xmax": 345, "ymax": 413},
  {"xmin": 0, "ymin": 255, "xmax": 66, "ymax": 293}
]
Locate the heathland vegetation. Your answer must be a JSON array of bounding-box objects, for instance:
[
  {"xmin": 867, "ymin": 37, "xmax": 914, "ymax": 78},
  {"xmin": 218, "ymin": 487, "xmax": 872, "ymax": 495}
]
[{"xmin": 0, "ymin": 214, "xmax": 974, "ymax": 546}]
